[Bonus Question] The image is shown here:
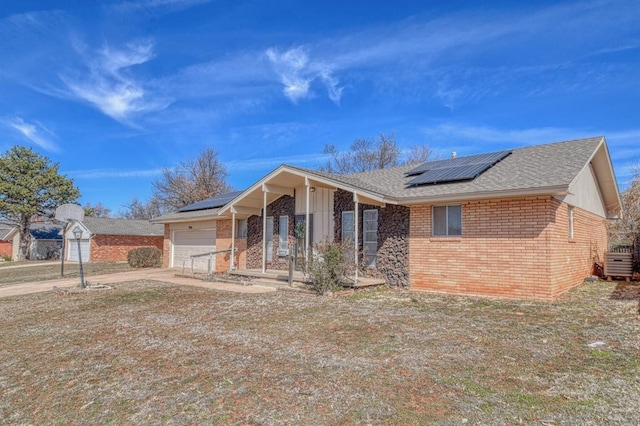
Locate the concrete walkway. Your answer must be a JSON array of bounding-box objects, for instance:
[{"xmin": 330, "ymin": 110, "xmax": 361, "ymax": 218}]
[{"xmin": 0, "ymin": 269, "xmax": 276, "ymax": 298}]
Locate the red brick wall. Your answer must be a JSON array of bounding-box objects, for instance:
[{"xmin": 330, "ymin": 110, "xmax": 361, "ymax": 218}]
[
  {"xmin": 547, "ymin": 199, "xmax": 607, "ymax": 298},
  {"xmin": 215, "ymin": 219, "xmax": 247, "ymax": 272},
  {"xmin": 0, "ymin": 241, "xmax": 11, "ymax": 258},
  {"xmin": 409, "ymin": 196, "xmax": 606, "ymax": 301},
  {"xmin": 90, "ymin": 235, "xmax": 164, "ymax": 262}
]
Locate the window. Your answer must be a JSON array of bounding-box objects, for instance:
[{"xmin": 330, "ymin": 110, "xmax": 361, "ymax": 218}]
[
  {"xmin": 363, "ymin": 209, "xmax": 378, "ymax": 267},
  {"xmin": 342, "ymin": 211, "xmax": 355, "ymax": 244},
  {"xmin": 568, "ymin": 206, "xmax": 574, "ymax": 239},
  {"xmin": 266, "ymin": 217, "xmax": 273, "ymax": 261},
  {"xmin": 278, "ymin": 215, "xmax": 289, "ymax": 256},
  {"xmin": 236, "ymin": 218, "xmax": 248, "ymax": 239},
  {"xmin": 432, "ymin": 205, "xmax": 462, "ymax": 236}
]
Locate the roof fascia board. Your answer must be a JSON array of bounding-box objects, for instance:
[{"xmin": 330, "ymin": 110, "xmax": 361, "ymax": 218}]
[
  {"xmin": 399, "ymin": 185, "xmax": 570, "ymax": 205},
  {"xmin": 150, "ymin": 214, "xmax": 224, "ymax": 224}
]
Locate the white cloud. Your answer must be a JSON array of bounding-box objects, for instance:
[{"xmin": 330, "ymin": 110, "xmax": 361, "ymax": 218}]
[
  {"xmin": 67, "ymin": 168, "xmax": 163, "ymax": 179},
  {"xmin": 226, "ymin": 152, "xmax": 330, "ymax": 171},
  {"xmin": 111, "ymin": 0, "xmax": 210, "ymax": 14},
  {"xmin": 4, "ymin": 117, "xmax": 59, "ymax": 152},
  {"xmin": 59, "ymin": 39, "xmax": 171, "ymax": 125},
  {"xmin": 266, "ymin": 46, "xmax": 344, "ymax": 104}
]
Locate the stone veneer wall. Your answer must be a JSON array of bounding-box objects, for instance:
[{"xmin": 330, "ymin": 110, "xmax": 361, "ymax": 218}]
[
  {"xmin": 246, "ymin": 195, "xmax": 295, "ymax": 270},
  {"xmin": 333, "ymin": 189, "xmax": 410, "ymax": 287}
]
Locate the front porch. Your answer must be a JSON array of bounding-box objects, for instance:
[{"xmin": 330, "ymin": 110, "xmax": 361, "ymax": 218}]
[{"xmin": 229, "ymin": 268, "xmax": 386, "ymax": 289}]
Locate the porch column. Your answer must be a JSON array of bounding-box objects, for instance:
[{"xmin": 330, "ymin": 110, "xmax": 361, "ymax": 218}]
[
  {"xmin": 305, "ymin": 177, "xmax": 311, "ymax": 271},
  {"xmin": 230, "ymin": 211, "xmax": 236, "ymax": 272},
  {"xmin": 262, "ymin": 188, "xmax": 267, "ymax": 274},
  {"xmin": 354, "ymin": 193, "xmax": 359, "ymax": 283}
]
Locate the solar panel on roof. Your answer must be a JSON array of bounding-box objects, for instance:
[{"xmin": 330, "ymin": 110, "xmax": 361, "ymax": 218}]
[
  {"xmin": 407, "ymin": 163, "xmax": 493, "ymax": 186},
  {"xmin": 178, "ymin": 190, "xmax": 244, "ymax": 212},
  {"xmin": 406, "ymin": 150, "xmax": 511, "ymax": 186}
]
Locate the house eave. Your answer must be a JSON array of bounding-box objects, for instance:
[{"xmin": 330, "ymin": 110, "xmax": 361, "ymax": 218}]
[
  {"xmin": 398, "ymin": 185, "xmax": 570, "ymax": 205},
  {"xmin": 150, "ymin": 213, "xmax": 224, "ymax": 224}
]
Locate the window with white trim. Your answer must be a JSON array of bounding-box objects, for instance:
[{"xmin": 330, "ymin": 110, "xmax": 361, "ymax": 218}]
[
  {"xmin": 363, "ymin": 209, "xmax": 378, "ymax": 267},
  {"xmin": 278, "ymin": 215, "xmax": 289, "ymax": 256},
  {"xmin": 236, "ymin": 218, "xmax": 248, "ymax": 239},
  {"xmin": 342, "ymin": 211, "xmax": 355, "ymax": 245},
  {"xmin": 266, "ymin": 216, "xmax": 274, "ymax": 261},
  {"xmin": 432, "ymin": 205, "xmax": 462, "ymax": 236}
]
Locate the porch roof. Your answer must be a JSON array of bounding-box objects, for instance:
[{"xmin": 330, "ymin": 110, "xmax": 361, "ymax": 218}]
[{"xmin": 218, "ymin": 165, "xmax": 397, "ymax": 217}]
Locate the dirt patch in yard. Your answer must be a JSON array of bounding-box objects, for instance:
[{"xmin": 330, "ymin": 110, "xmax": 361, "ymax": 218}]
[{"xmin": 1, "ymin": 279, "xmax": 639, "ymax": 424}]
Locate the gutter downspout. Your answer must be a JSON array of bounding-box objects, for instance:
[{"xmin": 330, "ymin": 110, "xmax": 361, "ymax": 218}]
[{"xmin": 230, "ymin": 211, "xmax": 236, "ymax": 272}]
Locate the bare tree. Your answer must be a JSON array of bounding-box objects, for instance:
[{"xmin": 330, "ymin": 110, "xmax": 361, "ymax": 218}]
[
  {"xmin": 405, "ymin": 144, "xmax": 438, "ymax": 164},
  {"xmin": 83, "ymin": 202, "xmax": 111, "ymax": 218},
  {"xmin": 119, "ymin": 197, "xmax": 164, "ymax": 220},
  {"xmin": 616, "ymin": 167, "xmax": 640, "ymax": 250},
  {"xmin": 320, "ymin": 132, "xmax": 437, "ymax": 174},
  {"xmin": 153, "ymin": 147, "xmax": 232, "ymax": 211},
  {"xmin": 321, "ymin": 132, "xmax": 401, "ymax": 174}
]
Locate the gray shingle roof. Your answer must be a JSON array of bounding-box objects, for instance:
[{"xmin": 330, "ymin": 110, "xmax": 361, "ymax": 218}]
[
  {"xmin": 82, "ymin": 217, "xmax": 164, "ymax": 236},
  {"xmin": 151, "ymin": 136, "xmax": 609, "ymax": 223},
  {"xmin": 302, "ymin": 136, "xmax": 604, "ymax": 201}
]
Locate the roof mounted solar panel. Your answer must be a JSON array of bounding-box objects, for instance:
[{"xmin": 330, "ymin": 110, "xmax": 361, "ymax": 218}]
[
  {"xmin": 178, "ymin": 190, "xmax": 244, "ymax": 212},
  {"xmin": 406, "ymin": 150, "xmax": 511, "ymax": 186}
]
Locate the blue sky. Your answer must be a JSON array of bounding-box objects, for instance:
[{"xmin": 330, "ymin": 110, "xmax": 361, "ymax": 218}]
[{"xmin": 1, "ymin": 0, "xmax": 639, "ymax": 213}]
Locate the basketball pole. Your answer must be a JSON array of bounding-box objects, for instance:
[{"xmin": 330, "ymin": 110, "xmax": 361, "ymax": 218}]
[{"xmin": 60, "ymin": 222, "xmax": 67, "ymax": 277}]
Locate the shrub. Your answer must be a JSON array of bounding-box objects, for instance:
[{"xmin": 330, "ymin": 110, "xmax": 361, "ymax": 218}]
[
  {"xmin": 127, "ymin": 246, "xmax": 162, "ymax": 268},
  {"xmin": 309, "ymin": 241, "xmax": 348, "ymax": 295}
]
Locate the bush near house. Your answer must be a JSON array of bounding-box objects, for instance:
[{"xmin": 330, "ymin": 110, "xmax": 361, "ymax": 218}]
[
  {"xmin": 309, "ymin": 241, "xmax": 349, "ymax": 295},
  {"xmin": 127, "ymin": 246, "xmax": 162, "ymax": 268}
]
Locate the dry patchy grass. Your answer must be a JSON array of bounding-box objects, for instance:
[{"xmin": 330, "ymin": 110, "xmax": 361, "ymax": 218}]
[
  {"xmin": 0, "ymin": 262, "xmax": 135, "ymax": 286},
  {"xmin": 1, "ymin": 279, "xmax": 639, "ymax": 424}
]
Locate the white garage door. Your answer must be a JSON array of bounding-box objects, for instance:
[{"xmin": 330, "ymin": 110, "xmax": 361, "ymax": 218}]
[
  {"xmin": 172, "ymin": 229, "xmax": 216, "ymax": 271},
  {"xmin": 68, "ymin": 239, "xmax": 90, "ymax": 262}
]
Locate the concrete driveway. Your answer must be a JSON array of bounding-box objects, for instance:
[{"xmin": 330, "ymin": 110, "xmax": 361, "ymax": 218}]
[{"xmin": 0, "ymin": 269, "xmax": 276, "ymax": 298}]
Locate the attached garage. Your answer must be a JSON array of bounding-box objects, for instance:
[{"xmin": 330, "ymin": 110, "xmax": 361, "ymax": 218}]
[
  {"xmin": 67, "ymin": 239, "xmax": 90, "ymax": 262},
  {"xmin": 170, "ymin": 222, "xmax": 217, "ymax": 271}
]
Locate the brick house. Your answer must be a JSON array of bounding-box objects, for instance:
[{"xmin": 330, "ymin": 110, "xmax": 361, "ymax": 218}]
[
  {"xmin": 4, "ymin": 223, "xmax": 64, "ymax": 260},
  {"xmin": 65, "ymin": 217, "xmax": 164, "ymax": 263},
  {"xmin": 153, "ymin": 136, "xmax": 621, "ymax": 300},
  {"xmin": 0, "ymin": 225, "xmax": 15, "ymax": 259}
]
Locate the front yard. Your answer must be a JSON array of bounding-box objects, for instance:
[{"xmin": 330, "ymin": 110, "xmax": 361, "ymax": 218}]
[
  {"xmin": 0, "ymin": 261, "xmax": 134, "ymax": 286},
  {"xmin": 1, "ymin": 277, "xmax": 639, "ymax": 424}
]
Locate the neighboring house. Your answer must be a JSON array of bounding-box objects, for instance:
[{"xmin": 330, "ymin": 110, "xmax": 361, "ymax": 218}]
[
  {"xmin": 30, "ymin": 224, "xmax": 64, "ymax": 260},
  {"xmin": 152, "ymin": 136, "xmax": 621, "ymax": 301},
  {"xmin": 0, "ymin": 225, "xmax": 16, "ymax": 259},
  {"xmin": 65, "ymin": 217, "xmax": 164, "ymax": 263},
  {"xmin": 4, "ymin": 223, "xmax": 64, "ymax": 260}
]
